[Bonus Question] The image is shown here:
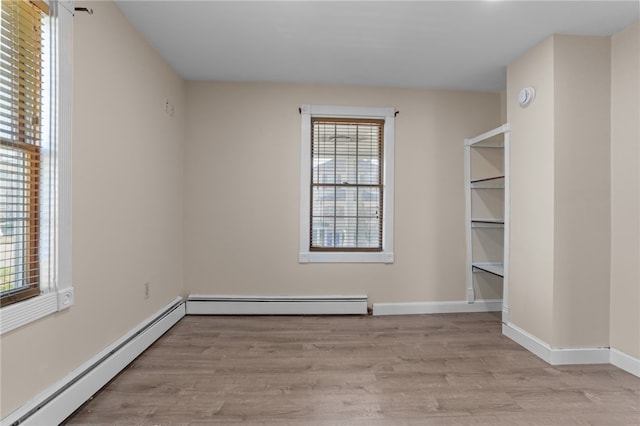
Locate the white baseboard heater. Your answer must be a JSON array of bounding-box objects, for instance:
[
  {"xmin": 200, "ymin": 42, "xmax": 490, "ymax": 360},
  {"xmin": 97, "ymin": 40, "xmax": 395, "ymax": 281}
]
[
  {"xmin": 2, "ymin": 298, "xmax": 185, "ymax": 426},
  {"xmin": 186, "ymin": 294, "xmax": 368, "ymax": 315}
]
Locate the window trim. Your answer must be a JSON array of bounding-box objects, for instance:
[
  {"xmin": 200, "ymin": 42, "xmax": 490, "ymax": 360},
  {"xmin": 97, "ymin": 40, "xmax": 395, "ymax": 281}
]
[
  {"xmin": 299, "ymin": 105, "xmax": 395, "ymax": 263},
  {"xmin": 0, "ymin": 0, "xmax": 73, "ymax": 335}
]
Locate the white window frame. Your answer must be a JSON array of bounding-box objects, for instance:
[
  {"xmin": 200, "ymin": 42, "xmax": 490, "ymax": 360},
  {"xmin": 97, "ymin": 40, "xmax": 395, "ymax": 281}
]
[
  {"xmin": 0, "ymin": 0, "xmax": 73, "ymax": 335},
  {"xmin": 299, "ymin": 105, "xmax": 395, "ymax": 263}
]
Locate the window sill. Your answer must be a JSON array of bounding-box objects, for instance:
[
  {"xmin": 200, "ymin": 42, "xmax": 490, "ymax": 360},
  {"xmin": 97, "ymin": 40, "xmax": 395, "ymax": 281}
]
[
  {"xmin": 0, "ymin": 287, "xmax": 74, "ymax": 335},
  {"xmin": 299, "ymin": 251, "xmax": 394, "ymax": 263}
]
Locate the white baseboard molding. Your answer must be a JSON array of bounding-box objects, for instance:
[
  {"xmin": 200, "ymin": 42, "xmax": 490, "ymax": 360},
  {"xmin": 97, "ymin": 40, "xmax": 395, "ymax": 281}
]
[
  {"xmin": 549, "ymin": 347, "xmax": 610, "ymax": 365},
  {"xmin": 1, "ymin": 297, "xmax": 185, "ymax": 426},
  {"xmin": 372, "ymin": 299, "xmax": 502, "ymax": 316},
  {"xmin": 186, "ymin": 294, "xmax": 368, "ymax": 315},
  {"xmin": 502, "ymin": 321, "xmax": 550, "ymax": 362},
  {"xmin": 502, "ymin": 322, "xmax": 609, "ymax": 365},
  {"xmin": 610, "ymin": 348, "xmax": 640, "ymax": 377}
]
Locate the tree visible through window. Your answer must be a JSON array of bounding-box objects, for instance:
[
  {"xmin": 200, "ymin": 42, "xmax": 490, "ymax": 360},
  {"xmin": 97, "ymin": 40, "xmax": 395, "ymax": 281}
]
[
  {"xmin": 310, "ymin": 118, "xmax": 383, "ymax": 251},
  {"xmin": 0, "ymin": 0, "xmax": 48, "ymax": 306}
]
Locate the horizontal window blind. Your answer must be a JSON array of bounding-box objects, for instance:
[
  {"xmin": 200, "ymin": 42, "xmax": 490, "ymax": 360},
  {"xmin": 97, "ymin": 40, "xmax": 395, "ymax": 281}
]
[
  {"xmin": 310, "ymin": 118, "xmax": 384, "ymax": 251},
  {"xmin": 0, "ymin": 0, "xmax": 48, "ymax": 306}
]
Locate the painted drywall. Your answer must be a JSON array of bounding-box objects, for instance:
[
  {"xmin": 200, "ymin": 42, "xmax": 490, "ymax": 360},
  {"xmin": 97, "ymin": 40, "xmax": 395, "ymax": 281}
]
[
  {"xmin": 610, "ymin": 21, "xmax": 640, "ymax": 359},
  {"xmin": 183, "ymin": 82, "xmax": 502, "ymax": 304},
  {"xmin": 506, "ymin": 37, "xmax": 556, "ymax": 344},
  {"xmin": 0, "ymin": 1, "xmax": 185, "ymax": 417},
  {"xmin": 552, "ymin": 35, "xmax": 611, "ymax": 348},
  {"xmin": 507, "ymin": 31, "xmax": 634, "ymax": 351}
]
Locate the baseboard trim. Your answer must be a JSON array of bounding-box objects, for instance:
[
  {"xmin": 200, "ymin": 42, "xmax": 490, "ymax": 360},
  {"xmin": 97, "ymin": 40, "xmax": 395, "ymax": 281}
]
[
  {"xmin": 610, "ymin": 348, "xmax": 640, "ymax": 377},
  {"xmin": 372, "ymin": 299, "xmax": 502, "ymax": 316},
  {"xmin": 549, "ymin": 347, "xmax": 610, "ymax": 365},
  {"xmin": 502, "ymin": 321, "xmax": 551, "ymax": 362},
  {"xmin": 502, "ymin": 322, "xmax": 609, "ymax": 365},
  {"xmin": 1, "ymin": 297, "xmax": 185, "ymax": 426},
  {"xmin": 186, "ymin": 294, "xmax": 368, "ymax": 315}
]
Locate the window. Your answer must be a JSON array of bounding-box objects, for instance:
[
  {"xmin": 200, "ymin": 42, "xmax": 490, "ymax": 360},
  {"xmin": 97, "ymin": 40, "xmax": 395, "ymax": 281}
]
[
  {"xmin": 0, "ymin": 0, "xmax": 49, "ymax": 307},
  {"xmin": 299, "ymin": 105, "xmax": 395, "ymax": 263},
  {"xmin": 0, "ymin": 0, "xmax": 73, "ymax": 334},
  {"xmin": 311, "ymin": 118, "xmax": 383, "ymax": 250}
]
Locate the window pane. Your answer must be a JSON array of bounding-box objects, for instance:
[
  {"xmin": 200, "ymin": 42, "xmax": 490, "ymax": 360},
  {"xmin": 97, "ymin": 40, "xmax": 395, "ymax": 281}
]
[
  {"xmin": 357, "ymin": 217, "xmax": 380, "ymax": 248},
  {"xmin": 0, "ymin": 144, "xmax": 39, "ymax": 298},
  {"xmin": 358, "ymin": 187, "xmax": 380, "ymax": 215},
  {"xmin": 358, "ymin": 159, "xmax": 379, "ymax": 184},
  {"xmin": 312, "ymin": 187, "xmax": 335, "ymax": 217},
  {"xmin": 311, "ymin": 217, "xmax": 336, "ymax": 247},
  {"xmin": 335, "ymin": 217, "xmax": 357, "ymax": 248}
]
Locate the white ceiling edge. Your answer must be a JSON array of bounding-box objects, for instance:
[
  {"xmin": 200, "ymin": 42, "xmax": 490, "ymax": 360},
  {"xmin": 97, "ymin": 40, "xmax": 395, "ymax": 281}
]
[{"xmin": 113, "ymin": 0, "xmax": 640, "ymax": 92}]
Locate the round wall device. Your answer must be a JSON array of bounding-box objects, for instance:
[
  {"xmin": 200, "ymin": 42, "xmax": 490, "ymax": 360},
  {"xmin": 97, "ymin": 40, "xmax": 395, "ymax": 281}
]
[{"xmin": 518, "ymin": 87, "xmax": 535, "ymax": 107}]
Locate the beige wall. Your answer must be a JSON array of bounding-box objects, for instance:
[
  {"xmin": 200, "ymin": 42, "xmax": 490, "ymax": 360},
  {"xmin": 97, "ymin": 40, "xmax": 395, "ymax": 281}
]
[
  {"xmin": 507, "ymin": 34, "xmax": 614, "ymax": 349},
  {"xmin": 610, "ymin": 21, "xmax": 640, "ymax": 358},
  {"xmin": 0, "ymin": 1, "xmax": 185, "ymax": 417},
  {"xmin": 506, "ymin": 37, "xmax": 556, "ymax": 343},
  {"xmin": 552, "ymin": 35, "xmax": 611, "ymax": 348},
  {"xmin": 183, "ymin": 82, "xmax": 502, "ymax": 304}
]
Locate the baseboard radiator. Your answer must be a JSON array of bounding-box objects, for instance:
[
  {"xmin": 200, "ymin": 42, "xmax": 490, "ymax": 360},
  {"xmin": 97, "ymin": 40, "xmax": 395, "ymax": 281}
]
[
  {"xmin": 186, "ymin": 294, "xmax": 368, "ymax": 315},
  {"xmin": 2, "ymin": 298, "xmax": 185, "ymax": 426},
  {"xmin": 372, "ymin": 299, "xmax": 503, "ymax": 316}
]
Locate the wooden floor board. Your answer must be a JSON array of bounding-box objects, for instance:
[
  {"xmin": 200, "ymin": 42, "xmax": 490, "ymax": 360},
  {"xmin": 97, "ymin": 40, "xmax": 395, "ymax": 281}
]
[{"xmin": 64, "ymin": 313, "xmax": 640, "ymax": 425}]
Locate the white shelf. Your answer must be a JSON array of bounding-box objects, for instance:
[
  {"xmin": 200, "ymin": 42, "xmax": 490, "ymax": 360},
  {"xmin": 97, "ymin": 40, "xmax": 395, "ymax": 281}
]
[
  {"xmin": 472, "ymin": 262, "xmax": 504, "ymax": 277},
  {"xmin": 471, "ymin": 175, "xmax": 505, "ymax": 189},
  {"xmin": 471, "ymin": 218, "xmax": 504, "ymax": 228},
  {"xmin": 464, "ymin": 124, "xmax": 509, "ymax": 146}
]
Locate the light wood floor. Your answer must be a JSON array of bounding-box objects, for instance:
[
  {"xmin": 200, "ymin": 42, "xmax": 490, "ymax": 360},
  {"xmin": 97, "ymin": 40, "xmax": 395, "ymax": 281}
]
[{"xmin": 65, "ymin": 313, "xmax": 640, "ymax": 425}]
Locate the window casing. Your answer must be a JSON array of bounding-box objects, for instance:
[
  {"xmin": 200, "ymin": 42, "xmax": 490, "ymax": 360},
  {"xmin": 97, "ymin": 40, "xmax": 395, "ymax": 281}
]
[
  {"xmin": 0, "ymin": 0, "xmax": 73, "ymax": 334},
  {"xmin": 299, "ymin": 105, "xmax": 394, "ymax": 263}
]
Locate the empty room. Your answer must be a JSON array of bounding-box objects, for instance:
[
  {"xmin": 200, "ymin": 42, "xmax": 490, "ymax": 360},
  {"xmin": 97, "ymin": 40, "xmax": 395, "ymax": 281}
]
[{"xmin": 1, "ymin": 0, "xmax": 639, "ymax": 424}]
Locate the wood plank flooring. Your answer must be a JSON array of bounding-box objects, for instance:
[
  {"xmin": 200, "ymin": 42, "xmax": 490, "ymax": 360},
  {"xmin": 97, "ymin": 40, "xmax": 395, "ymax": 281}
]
[{"xmin": 65, "ymin": 313, "xmax": 640, "ymax": 425}]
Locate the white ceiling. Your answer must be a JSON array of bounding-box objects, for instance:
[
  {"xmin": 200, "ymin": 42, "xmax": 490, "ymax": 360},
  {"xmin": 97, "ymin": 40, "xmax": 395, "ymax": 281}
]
[{"xmin": 114, "ymin": 1, "xmax": 639, "ymax": 92}]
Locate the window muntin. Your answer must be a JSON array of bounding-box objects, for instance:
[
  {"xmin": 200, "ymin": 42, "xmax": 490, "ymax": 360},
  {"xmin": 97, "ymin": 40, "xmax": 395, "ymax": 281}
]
[
  {"xmin": 310, "ymin": 118, "xmax": 383, "ymax": 251},
  {"xmin": 0, "ymin": 0, "xmax": 49, "ymax": 307}
]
